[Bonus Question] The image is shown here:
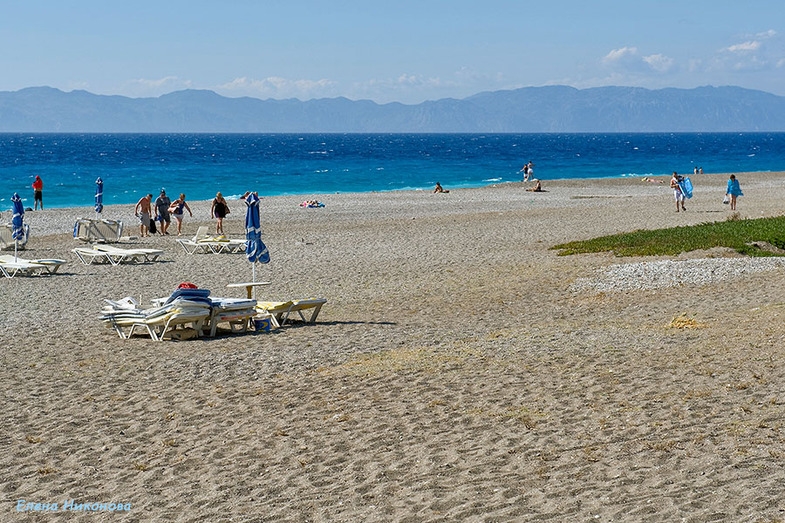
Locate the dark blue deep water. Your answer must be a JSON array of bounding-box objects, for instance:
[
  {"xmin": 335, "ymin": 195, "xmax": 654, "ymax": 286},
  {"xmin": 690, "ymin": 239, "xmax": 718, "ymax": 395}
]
[{"xmin": 2, "ymin": 133, "xmax": 784, "ymax": 209}]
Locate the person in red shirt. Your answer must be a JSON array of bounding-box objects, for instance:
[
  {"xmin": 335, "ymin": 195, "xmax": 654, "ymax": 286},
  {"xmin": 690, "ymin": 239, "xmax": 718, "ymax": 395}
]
[{"xmin": 32, "ymin": 175, "xmax": 44, "ymax": 210}]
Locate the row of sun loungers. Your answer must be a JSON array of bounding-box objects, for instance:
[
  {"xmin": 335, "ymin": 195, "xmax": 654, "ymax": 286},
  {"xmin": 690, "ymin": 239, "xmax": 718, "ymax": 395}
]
[
  {"xmin": 100, "ymin": 294, "xmax": 215, "ymax": 341},
  {"xmin": 99, "ymin": 286, "xmax": 327, "ymax": 341},
  {"xmin": 101, "ymin": 287, "xmax": 268, "ymax": 341}
]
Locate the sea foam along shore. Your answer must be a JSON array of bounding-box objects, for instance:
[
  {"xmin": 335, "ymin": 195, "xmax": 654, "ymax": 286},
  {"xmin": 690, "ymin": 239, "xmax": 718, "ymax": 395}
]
[{"xmin": 3, "ymin": 171, "xmax": 785, "ymax": 521}]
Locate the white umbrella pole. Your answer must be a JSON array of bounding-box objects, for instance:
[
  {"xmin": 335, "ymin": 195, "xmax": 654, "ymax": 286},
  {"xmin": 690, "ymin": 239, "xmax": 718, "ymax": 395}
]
[{"xmin": 252, "ymin": 263, "xmax": 257, "ymax": 299}]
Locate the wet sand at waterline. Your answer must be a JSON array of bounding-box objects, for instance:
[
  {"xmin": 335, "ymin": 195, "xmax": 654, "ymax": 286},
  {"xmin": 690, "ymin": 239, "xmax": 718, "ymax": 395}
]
[{"xmin": 3, "ymin": 172, "xmax": 785, "ymax": 521}]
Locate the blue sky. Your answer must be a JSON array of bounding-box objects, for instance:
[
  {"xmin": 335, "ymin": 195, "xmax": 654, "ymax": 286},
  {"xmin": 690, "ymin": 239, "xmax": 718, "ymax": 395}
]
[{"xmin": 1, "ymin": 1, "xmax": 783, "ymax": 103}]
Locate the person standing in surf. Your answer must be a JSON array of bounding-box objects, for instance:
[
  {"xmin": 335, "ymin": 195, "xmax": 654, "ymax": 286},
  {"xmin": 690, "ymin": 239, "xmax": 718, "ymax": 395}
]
[{"xmin": 670, "ymin": 172, "xmax": 686, "ymax": 212}]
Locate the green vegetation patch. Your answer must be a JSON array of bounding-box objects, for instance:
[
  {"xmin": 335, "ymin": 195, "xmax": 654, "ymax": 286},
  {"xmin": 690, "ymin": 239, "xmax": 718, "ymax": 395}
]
[{"xmin": 552, "ymin": 215, "xmax": 785, "ymax": 257}]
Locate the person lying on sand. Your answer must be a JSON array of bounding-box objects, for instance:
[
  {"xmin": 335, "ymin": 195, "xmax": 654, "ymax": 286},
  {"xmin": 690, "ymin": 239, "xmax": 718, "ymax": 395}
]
[
  {"xmin": 526, "ymin": 180, "xmax": 544, "ymax": 192},
  {"xmin": 433, "ymin": 182, "xmax": 449, "ymax": 193}
]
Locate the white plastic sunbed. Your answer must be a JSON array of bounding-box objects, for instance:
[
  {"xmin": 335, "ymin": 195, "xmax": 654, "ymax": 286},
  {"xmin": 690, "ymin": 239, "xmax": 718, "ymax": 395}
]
[
  {"xmin": 177, "ymin": 226, "xmax": 246, "ymax": 255},
  {"xmin": 255, "ymin": 298, "xmax": 327, "ymax": 327},
  {"xmin": 204, "ymin": 297, "xmax": 258, "ymax": 337},
  {"xmin": 72, "ymin": 247, "xmax": 113, "ymax": 265},
  {"xmin": 0, "ymin": 255, "xmax": 67, "ymax": 278},
  {"xmin": 0, "ymin": 223, "xmax": 30, "ymax": 251},
  {"xmin": 73, "ymin": 218, "xmax": 124, "ymax": 243},
  {"xmin": 72, "ymin": 244, "xmax": 163, "ymax": 265},
  {"xmin": 91, "ymin": 244, "xmax": 164, "ymax": 263},
  {"xmin": 99, "ymin": 297, "xmax": 211, "ymax": 341},
  {"xmin": 149, "ymin": 294, "xmax": 257, "ymax": 337}
]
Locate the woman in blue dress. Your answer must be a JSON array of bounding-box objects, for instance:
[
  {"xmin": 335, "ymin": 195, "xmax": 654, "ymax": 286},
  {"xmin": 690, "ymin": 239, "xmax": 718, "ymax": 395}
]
[{"xmin": 726, "ymin": 174, "xmax": 743, "ymax": 211}]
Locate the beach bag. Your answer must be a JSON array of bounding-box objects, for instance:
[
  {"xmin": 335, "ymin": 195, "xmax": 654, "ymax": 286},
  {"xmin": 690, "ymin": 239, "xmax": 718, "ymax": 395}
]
[
  {"xmin": 149, "ymin": 218, "xmax": 157, "ymax": 234},
  {"xmin": 723, "ymin": 194, "xmax": 730, "ymax": 204}
]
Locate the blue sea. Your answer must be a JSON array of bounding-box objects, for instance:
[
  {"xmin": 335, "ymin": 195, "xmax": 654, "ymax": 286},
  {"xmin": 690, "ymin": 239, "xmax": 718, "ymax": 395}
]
[{"xmin": 2, "ymin": 133, "xmax": 785, "ymax": 210}]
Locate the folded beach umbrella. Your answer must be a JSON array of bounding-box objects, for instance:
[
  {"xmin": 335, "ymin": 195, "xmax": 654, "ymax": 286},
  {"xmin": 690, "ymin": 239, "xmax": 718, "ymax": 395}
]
[
  {"xmin": 95, "ymin": 177, "xmax": 104, "ymax": 217},
  {"xmin": 11, "ymin": 192, "xmax": 24, "ymax": 261},
  {"xmin": 244, "ymin": 192, "xmax": 270, "ymax": 283}
]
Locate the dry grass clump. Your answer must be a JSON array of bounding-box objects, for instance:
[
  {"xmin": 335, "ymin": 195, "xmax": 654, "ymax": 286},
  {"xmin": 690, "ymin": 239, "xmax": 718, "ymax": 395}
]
[{"xmin": 667, "ymin": 313, "xmax": 706, "ymax": 329}]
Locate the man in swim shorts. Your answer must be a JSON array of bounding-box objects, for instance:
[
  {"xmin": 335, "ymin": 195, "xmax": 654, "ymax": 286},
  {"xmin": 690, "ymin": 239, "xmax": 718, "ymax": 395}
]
[
  {"xmin": 135, "ymin": 193, "xmax": 153, "ymax": 237},
  {"xmin": 670, "ymin": 171, "xmax": 686, "ymax": 212}
]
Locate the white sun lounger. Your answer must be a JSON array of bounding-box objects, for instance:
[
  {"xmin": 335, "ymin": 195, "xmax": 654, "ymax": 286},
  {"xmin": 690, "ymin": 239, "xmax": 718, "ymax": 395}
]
[
  {"xmin": 0, "ymin": 223, "xmax": 30, "ymax": 251},
  {"xmin": 73, "ymin": 218, "xmax": 124, "ymax": 243},
  {"xmin": 72, "ymin": 247, "xmax": 113, "ymax": 265},
  {"xmin": 91, "ymin": 244, "xmax": 164, "ymax": 263},
  {"xmin": 73, "ymin": 245, "xmax": 163, "ymax": 265},
  {"xmin": 177, "ymin": 226, "xmax": 246, "ymax": 254},
  {"xmin": 204, "ymin": 297, "xmax": 258, "ymax": 337},
  {"xmin": 99, "ymin": 297, "xmax": 211, "ymax": 341},
  {"xmin": 255, "ymin": 298, "xmax": 327, "ymax": 327},
  {"xmin": 0, "ymin": 255, "xmax": 66, "ymax": 277}
]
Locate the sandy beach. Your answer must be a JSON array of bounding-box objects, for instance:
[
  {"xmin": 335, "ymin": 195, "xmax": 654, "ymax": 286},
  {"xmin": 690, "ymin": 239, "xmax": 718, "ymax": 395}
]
[{"xmin": 4, "ymin": 171, "xmax": 785, "ymax": 521}]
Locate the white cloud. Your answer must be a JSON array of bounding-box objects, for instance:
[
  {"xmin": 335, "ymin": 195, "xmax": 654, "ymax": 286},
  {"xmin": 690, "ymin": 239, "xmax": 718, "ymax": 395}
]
[
  {"xmin": 217, "ymin": 76, "xmax": 337, "ymax": 100},
  {"xmin": 602, "ymin": 47, "xmax": 639, "ymax": 64},
  {"xmin": 602, "ymin": 47, "xmax": 674, "ymax": 74},
  {"xmin": 643, "ymin": 54, "xmax": 674, "ymax": 73},
  {"xmin": 396, "ymin": 73, "xmax": 421, "ymax": 86},
  {"xmin": 725, "ymin": 41, "xmax": 761, "ymax": 53}
]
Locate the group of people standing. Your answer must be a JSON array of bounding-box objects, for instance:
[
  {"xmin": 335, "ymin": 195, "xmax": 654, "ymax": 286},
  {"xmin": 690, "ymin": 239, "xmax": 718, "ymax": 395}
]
[
  {"xmin": 134, "ymin": 190, "xmax": 230, "ymax": 237},
  {"xmin": 134, "ymin": 189, "xmax": 192, "ymax": 237}
]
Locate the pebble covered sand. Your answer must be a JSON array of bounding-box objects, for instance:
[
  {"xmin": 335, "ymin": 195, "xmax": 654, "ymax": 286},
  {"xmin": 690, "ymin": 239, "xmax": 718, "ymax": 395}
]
[{"xmin": 3, "ymin": 172, "xmax": 785, "ymax": 521}]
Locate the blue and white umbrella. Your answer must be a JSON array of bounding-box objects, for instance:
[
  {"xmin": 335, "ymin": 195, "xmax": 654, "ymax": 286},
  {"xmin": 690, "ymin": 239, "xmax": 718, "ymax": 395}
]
[
  {"xmin": 94, "ymin": 177, "xmax": 104, "ymax": 217},
  {"xmin": 244, "ymin": 192, "xmax": 269, "ymax": 284},
  {"xmin": 11, "ymin": 192, "xmax": 24, "ymax": 261}
]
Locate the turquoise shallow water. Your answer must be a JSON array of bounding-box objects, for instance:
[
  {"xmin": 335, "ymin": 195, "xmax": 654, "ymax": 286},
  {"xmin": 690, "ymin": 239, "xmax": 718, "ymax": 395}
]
[{"xmin": 2, "ymin": 133, "xmax": 784, "ymax": 209}]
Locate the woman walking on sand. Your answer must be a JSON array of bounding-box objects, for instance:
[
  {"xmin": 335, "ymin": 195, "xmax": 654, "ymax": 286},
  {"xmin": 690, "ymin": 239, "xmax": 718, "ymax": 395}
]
[
  {"xmin": 168, "ymin": 193, "xmax": 193, "ymax": 235},
  {"xmin": 210, "ymin": 192, "xmax": 230, "ymax": 235},
  {"xmin": 726, "ymin": 174, "xmax": 743, "ymax": 211}
]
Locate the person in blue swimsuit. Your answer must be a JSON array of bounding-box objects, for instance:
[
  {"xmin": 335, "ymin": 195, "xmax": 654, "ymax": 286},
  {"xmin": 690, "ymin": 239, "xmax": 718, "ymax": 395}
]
[{"xmin": 168, "ymin": 193, "xmax": 193, "ymax": 236}]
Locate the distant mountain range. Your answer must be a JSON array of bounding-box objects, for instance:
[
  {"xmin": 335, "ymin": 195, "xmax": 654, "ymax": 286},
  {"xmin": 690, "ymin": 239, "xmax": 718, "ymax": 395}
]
[{"xmin": 1, "ymin": 85, "xmax": 785, "ymax": 133}]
